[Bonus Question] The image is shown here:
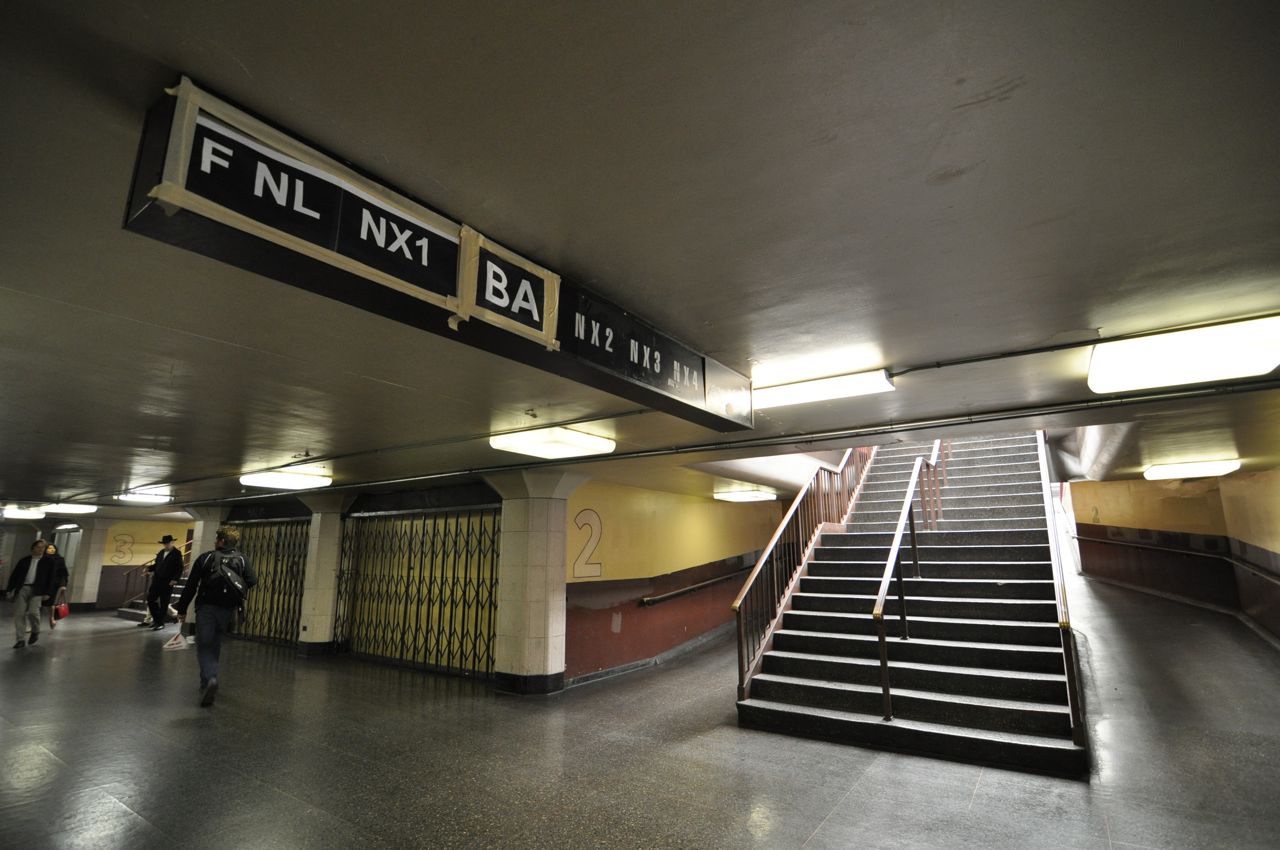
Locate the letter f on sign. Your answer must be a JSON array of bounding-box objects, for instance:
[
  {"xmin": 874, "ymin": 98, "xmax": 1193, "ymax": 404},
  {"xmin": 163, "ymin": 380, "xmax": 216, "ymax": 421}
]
[
  {"xmin": 201, "ymin": 137, "xmax": 233, "ymax": 174},
  {"xmin": 484, "ymin": 261, "xmax": 510, "ymax": 307}
]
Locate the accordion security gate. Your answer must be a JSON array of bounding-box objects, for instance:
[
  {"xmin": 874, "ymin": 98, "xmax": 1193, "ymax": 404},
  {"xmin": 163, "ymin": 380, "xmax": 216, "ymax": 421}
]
[
  {"xmin": 335, "ymin": 509, "xmax": 500, "ymax": 678},
  {"xmin": 231, "ymin": 519, "xmax": 309, "ymax": 645}
]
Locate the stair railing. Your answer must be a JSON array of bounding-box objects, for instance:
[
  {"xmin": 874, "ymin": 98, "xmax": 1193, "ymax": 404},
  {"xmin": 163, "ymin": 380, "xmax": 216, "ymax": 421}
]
[
  {"xmin": 871, "ymin": 438, "xmax": 945, "ymax": 720},
  {"xmin": 1034, "ymin": 430, "xmax": 1086, "ymax": 746},
  {"xmin": 731, "ymin": 446, "xmax": 874, "ymax": 701}
]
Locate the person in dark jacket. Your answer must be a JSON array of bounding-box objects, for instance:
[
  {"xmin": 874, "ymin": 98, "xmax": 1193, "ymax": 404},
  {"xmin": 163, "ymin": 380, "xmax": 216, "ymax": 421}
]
[
  {"xmin": 41, "ymin": 543, "xmax": 69, "ymax": 629},
  {"xmin": 5, "ymin": 540, "xmax": 56, "ymax": 648},
  {"xmin": 175, "ymin": 526, "xmax": 256, "ymax": 706},
  {"xmin": 144, "ymin": 534, "xmax": 186, "ymax": 631}
]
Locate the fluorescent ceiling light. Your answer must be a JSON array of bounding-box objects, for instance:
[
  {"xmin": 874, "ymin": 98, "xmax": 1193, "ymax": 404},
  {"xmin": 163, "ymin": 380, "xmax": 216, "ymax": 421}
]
[
  {"xmin": 1088, "ymin": 317, "xmax": 1280, "ymax": 393},
  {"xmin": 240, "ymin": 470, "xmax": 334, "ymax": 490},
  {"xmin": 1143, "ymin": 460, "xmax": 1241, "ymax": 480},
  {"xmin": 117, "ymin": 489, "xmax": 172, "ymax": 504},
  {"xmin": 753, "ymin": 369, "xmax": 894, "ymax": 410},
  {"xmin": 55, "ymin": 523, "xmax": 79, "ymax": 531},
  {"xmin": 3, "ymin": 505, "xmax": 46, "ymax": 519},
  {"xmin": 713, "ymin": 491, "xmax": 778, "ymax": 502},
  {"xmin": 40, "ymin": 503, "xmax": 99, "ymax": 514},
  {"xmin": 490, "ymin": 427, "xmax": 616, "ymax": 459}
]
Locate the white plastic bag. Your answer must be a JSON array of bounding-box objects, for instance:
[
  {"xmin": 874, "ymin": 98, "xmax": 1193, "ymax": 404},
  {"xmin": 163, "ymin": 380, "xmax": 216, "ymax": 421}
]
[{"xmin": 162, "ymin": 631, "xmax": 188, "ymax": 651}]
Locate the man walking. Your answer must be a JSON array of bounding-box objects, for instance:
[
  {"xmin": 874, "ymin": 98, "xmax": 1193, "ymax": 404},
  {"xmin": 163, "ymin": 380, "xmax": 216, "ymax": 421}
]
[
  {"xmin": 5, "ymin": 540, "xmax": 55, "ymax": 648},
  {"xmin": 174, "ymin": 526, "xmax": 255, "ymax": 706},
  {"xmin": 144, "ymin": 534, "xmax": 185, "ymax": 631}
]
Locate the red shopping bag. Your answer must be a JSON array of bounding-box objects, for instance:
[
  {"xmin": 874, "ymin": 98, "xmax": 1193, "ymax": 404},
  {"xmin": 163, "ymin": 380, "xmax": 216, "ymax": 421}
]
[{"xmin": 54, "ymin": 602, "xmax": 70, "ymax": 620}]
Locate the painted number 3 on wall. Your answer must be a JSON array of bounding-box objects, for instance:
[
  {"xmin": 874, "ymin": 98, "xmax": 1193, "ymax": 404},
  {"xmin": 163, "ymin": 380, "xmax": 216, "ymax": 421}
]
[{"xmin": 573, "ymin": 509, "xmax": 603, "ymax": 578}]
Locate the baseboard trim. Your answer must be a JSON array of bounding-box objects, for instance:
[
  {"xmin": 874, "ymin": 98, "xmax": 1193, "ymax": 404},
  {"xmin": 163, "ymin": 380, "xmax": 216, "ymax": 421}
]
[{"xmin": 494, "ymin": 671, "xmax": 565, "ymax": 695}]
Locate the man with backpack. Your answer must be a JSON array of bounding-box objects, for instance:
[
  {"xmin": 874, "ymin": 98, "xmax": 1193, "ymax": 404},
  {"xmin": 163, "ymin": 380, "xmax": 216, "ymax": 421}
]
[{"xmin": 174, "ymin": 526, "xmax": 256, "ymax": 707}]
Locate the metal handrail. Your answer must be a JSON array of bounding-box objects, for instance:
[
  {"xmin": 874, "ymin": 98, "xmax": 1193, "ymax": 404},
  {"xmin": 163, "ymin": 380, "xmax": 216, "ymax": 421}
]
[
  {"xmin": 1072, "ymin": 534, "xmax": 1280, "ymax": 587},
  {"xmin": 870, "ymin": 439, "xmax": 943, "ymax": 720},
  {"xmin": 732, "ymin": 445, "xmax": 874, "ymax": 700},
  {"xmin": 1034, "ymin": 430, "xmax": 1085, "ymax": 746}
]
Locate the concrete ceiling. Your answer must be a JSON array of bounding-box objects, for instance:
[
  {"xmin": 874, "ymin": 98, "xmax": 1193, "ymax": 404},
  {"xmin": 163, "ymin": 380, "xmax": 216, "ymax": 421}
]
[{"xmin": 1, "ymin": 1, "xmax": 1278, "ymax": 516}]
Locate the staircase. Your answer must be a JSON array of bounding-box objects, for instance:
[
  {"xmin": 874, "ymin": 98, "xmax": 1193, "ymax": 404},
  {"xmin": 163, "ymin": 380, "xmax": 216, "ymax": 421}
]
[
  {"xmin": 736, "ymin": 434, "xmax": 1087, "ymax": 775},
  {"xmin": 116, "ymin": 577, "xmax": 187, "ymax": 623}
]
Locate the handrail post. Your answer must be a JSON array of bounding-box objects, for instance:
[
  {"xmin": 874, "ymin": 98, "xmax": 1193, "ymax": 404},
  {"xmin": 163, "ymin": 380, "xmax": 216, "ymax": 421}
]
[
  {"xmin": 876, "ymin": 617, "xmax": 892, "ymax": 720},
  {"xmin": 907, "ymin": 505, "xmax": 922, "ymax": 579}
]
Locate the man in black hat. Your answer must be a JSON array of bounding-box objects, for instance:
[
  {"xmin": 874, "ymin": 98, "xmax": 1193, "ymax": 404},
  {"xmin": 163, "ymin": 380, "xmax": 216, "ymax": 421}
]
[{"xmin": 143, "ymin": 534, "xmax": 185, "ymax": 631}]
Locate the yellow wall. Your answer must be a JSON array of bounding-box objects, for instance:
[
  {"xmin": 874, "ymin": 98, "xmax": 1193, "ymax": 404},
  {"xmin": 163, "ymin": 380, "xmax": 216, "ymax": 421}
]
[
  {"xmin": 100, "ymin": 520, "xmax": 194, "ymax": 566},
  {"xmin": 1069, "ymin": 479, "xmax": 1227, "ymax": 536},
  {"xmin": 1220, "ymin": 469, "xmax": 1280, "ymax": 554},
  {"xmin": 565, "ymin": 480, "xmax": 782, "ymax": 583}
]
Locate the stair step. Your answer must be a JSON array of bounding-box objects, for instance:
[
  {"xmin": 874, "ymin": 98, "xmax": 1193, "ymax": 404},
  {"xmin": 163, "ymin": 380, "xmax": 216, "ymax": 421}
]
[
  {"xmin": 749, "ymin": 673, "xmax": 1072, "ymax": 735},
  {"xmin": 799, "ymin": 576, "xmax": 1056, "ymax": 600},
  {"xmin": 736, "ymin": 699, "xmax": 1086, "ymax": 776},
  {"xmin": 762, "ymin": 650, "xmax": 1068, "ymax": 702},
  {"xmin": 772, "ymin": 629, "xmax": 1066, "ymax": 673},
  {"xmin": 813, "ymin": 544, "xmax": 1051, "ymax": 563},
  {"xmin": 822, "ymin": 530, "xmax": 1049, "ymax": 546},
  {"xmin": 807, "ymin": 560, "xmax": 1054, "ymax": 580},
  {"xmin": 792, "ymin": 592, "xmax": 1058, "ymax": 622},
  {"xmin": 844, "ymin": 518, "xmax": 1047, "ymax": 532},
  {"xmin": 781, "ymin": 610, "xmax": 1063, "ymax": 645}
]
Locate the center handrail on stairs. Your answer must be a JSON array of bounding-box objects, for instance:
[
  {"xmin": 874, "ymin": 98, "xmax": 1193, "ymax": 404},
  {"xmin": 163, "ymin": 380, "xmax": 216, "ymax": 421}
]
[
  {"xmin": 871, "ymin": 438, "xmax": 945, "ymax": 720},
  {"xmin": 1034, "ymin": 429, "xmax": 1086, "ymax": 746},
  {"xmin": 731, "ymin": 445, "xmax": 874, "ymax": 701}
]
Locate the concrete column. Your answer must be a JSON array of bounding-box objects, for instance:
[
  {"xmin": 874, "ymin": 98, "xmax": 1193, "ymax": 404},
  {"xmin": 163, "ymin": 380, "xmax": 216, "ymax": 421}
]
[
  {"xmin": 0, "ymin": 527, "xmax": 26, "ymax": 586},
  {"xmin": 180, "ymin": 507, "xmax": 229, "ymax": 634},
  {"xmin": 296, "ymin": 493, "xmax": 354, "ymax": 655},
  {"xmin": 68, "ymin": 519, "xmax": 112, "ymax": 608},
  {"xmin": 185, "ymin": 506, "xmax": 229, "ymax": 568},
  {"xmin": 485, "ymin": 471, "xmax": 586, "ymax": 695}
]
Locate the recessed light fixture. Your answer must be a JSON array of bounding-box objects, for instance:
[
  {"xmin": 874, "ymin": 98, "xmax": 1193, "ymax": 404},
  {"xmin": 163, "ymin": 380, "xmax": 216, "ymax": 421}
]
[
  {"xmin": 1143, "ymin": 459, "xmax": 1242, "ymax": 480},
  {"xmin": 752, "ymin": 369, "xmax": 895, "ymax": 410},
  {"xmin": 1088, "ymin": 316, "xmax": 1280, "ymax": 393},
  {"xmin": 117, "ymin": 489, "xmax": 172, "ymax": 504},
  {"xmin": 713, "ymin": 491, "xmax": 778, "ymax": 503},
  {"xmin": 40, "ymin": 503, "xmax": 99, "ymax": 514},
  {"xmin": 55, "ymin": 523, "xmax": 79, "ymax": 531},
  {"xmin": 3, "ymin": 505, "xmax": 46, "ymax": 520},
  {"xmin": 239, "ymin": 470, "xmax": 334, "ymax": 490},
  {"xmin": 490, "ymin": 426, "xmax": 616, "ymax": 459}
]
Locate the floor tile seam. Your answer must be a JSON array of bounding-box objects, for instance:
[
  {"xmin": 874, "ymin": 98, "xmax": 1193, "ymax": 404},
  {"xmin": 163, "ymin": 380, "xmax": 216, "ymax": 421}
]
[
  {"xmin": 798, "ymin": 752, "xmax": 876, "ymax": 849},
  {"xmin": 99, "ymin": 787, "xmax": 179, "ymax": 840}
]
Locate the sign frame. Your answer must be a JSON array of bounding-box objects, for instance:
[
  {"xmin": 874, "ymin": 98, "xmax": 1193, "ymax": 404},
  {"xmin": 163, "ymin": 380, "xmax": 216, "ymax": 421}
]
[
  {"xmin": 456, "ymin": 226, "xmax": 561, "ymax": 350},
  {"xmin": 148, "ymin": 76, "xmax": 463, "ymax": 313}
]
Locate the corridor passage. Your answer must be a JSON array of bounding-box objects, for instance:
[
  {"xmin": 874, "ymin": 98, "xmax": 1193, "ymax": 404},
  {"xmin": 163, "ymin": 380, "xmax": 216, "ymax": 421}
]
[{"xmin": 2, "ymin": 567, "xmax": 1278, "ymax": 849}]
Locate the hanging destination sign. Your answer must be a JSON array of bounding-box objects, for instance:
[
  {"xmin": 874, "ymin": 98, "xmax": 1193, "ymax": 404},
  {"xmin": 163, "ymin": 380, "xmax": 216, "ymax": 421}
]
[{"xmin": 123, "ymin": 76, "xmax": 751, "ymax": 431}]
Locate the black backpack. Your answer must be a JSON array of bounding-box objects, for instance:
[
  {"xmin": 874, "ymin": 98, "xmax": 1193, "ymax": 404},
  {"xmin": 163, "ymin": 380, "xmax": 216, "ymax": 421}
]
[{"xmin": 203, "ymin": 551, "xmax": 248, "ymax": 605}]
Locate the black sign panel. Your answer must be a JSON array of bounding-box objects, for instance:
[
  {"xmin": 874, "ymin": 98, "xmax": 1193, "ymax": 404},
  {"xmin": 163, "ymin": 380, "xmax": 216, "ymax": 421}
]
[
  {"xmin": 557, "ymin": 285, "xmax": 708, "ymax": 407},
  {"xmin": 186, "ymin": 116, "xmax": 458, "ymax": 299},
  {"xmin": 474, "ymin": 247, "xmax": 548, "ymax": 332}
]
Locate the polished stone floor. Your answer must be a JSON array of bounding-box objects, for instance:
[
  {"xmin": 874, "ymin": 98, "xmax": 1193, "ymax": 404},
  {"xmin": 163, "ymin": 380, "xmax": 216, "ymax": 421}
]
[{"xmin": 3, "ymin": 564, "xmax": 1279, "ymax": 849}]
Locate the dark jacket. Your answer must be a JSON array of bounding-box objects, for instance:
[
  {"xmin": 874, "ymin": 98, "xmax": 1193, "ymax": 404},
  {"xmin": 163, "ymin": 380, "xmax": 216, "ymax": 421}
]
[
  {"xmin": 4, "ymin": 555, "xmax": 58, "ymax": 597},
  {"xmin": 150, "ymin": 547, "xmax": 185, "ymax": 584},
  {"xmin": 45, "ymin": 555, "xmax": 69, "ymax": 600},
  {"xmin": 174, "ymin": 546, "xmax": 256, "ymax": 613}
]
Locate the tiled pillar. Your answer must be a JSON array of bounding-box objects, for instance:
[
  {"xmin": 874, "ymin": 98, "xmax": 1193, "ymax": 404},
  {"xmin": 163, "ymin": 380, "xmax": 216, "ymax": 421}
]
[
  {"xmin": 0, "ymin": 528, "xmax": 26, "ymax": 586},
  {"xmin": 67, "ymin": 519, "xmax": 112, "ymax": 609},
  {"xmin": 297, "ymin": 493, "xmax": 354, "ymax": 655},
  {"xmin": 485, "ymin": 471, "xmax": 586, "ymax": 695},
  {"xmin": 181, "ymin": 506, "xmax": 229, "ymax": 633}
]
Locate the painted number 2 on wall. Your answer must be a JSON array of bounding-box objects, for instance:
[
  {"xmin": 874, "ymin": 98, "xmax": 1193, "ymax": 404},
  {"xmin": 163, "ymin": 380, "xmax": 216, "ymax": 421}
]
[{"xmin": 573, "ymin": 509, "xmax": 603, "ymax": 578}]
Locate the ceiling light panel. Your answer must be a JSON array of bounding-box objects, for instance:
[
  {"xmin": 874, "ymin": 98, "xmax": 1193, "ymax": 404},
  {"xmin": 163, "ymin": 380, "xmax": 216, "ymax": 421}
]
[
  {"xmin": 1088, "ymin": 317, "xmax": 1280, "ymax": 394},
  {"xmin": 40, "ymin": 503, "xmax": 99, "ymax": 514},
  {"xmin": 713, "ymin": 491, "xmax": 778, "ymax": 502},
  {"xmin": 3, "ymin": 505, "xmax": 46, "ymax": 519},
  {"xmin": 490, "ymin": 427, "xmax": 616, "ymax": 459},
  {"xmin": 1143, "ymin": 459, "xmax": 1242, "ymax": 480},
  {"xmin": 752, "ymin": 370, "xmax": 895, "ymax": 410},
  {"xmin": 239, "ymin": 471, "xmax": 334, "ymax": 490},
  {"xmin": 117, "ymin": 489, "xmax": 172, "ymax": 504}
]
